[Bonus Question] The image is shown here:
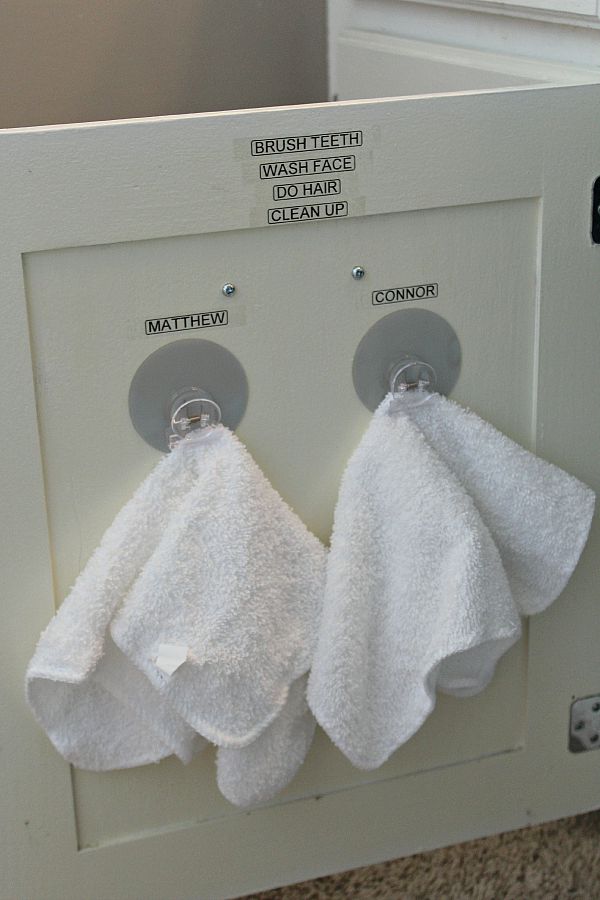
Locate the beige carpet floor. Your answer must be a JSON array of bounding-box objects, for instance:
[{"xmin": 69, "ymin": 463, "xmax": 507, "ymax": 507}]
[{"xmin": 246, "ymin": 810, "xmax": 600, "ymax": 899}]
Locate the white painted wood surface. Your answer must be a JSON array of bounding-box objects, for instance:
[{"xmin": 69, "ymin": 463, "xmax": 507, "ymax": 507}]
[
  {"xmin": 407, "ymin": 0, "xmax": 599, "ymax": 24},
  {"xmin": 482, "ymin": 0, "xmax": 597, "ymax": 16},
  {"xmin": 334, "ymin": 30, "xmax": 600, "ymax": 100},
  {"xmin": 328, "ymin": 0, "xmax": 600, "ymax": 88},
  {"xmin": 2, "ymin": 81, "xmax": 600, "ymax": 898}
]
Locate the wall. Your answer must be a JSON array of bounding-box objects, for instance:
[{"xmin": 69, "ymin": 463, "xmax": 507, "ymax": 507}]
[{"xmin": 0, "ymin": 0, "xmax": 327, "ymax": 128}]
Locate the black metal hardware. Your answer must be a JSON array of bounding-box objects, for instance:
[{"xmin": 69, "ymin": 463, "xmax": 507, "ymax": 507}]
[{"xmin": 592, "ymin": 176, "xmax": 600, "ymax": 244}]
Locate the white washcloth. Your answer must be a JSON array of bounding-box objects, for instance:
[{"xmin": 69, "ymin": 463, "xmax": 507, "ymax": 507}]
[
  {"xmin": 406, "ymin": 393, "xmax": 595, "ymax": 615},
  {"xmin": 216, "ymin": 674, "xmax": 315, "ymax": 807},
  {"xmin": 27, "ymin": 425, "xmax": 325, "ymax": 768},
  {"xmin": 26, "ymin": 428, "xmax": 211, "ymax": 768},
  {"xmin": 308, "ymin": 395, "xmax": 523, "ymax": 770},
  {"xmin": 27, "ymin": 636, "xmax": 203, "ymax": 769},
  {"xmin": 109, "ymin": 426, "xmax": 326, "ymax": 748}
]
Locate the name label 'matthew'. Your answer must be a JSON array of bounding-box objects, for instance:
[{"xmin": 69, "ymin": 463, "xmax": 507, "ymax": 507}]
[{"xmin": 145, "ymin": 309, "xmax": 228, "ymax": 335}]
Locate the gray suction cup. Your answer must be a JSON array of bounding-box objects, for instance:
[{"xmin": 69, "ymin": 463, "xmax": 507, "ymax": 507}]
[
  {"xmin": 128, "ymin": 339, "xmax": 248, "ymax": 451},
  {"xmin": 352, "ymin": 308, "xmax": 461, "ymax": 411}
]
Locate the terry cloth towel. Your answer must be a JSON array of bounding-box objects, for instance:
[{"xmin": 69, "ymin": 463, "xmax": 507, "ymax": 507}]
[
  {"xmin": 217, "ymin": 674, "xmax": 315, "ymax": 807},
  {"xmin": 109, "ymin": 425, "xmax": 326, "ymax": 748},
  {"xmin": 26, "ymin": 423, "xmax": 217, "ymax": 769},
  {"xmin": 307, "ymin": 395, "xmax": 524, "ymax": 771},
  {"xmin": 27, "ymin": 425, "xmax": 325, "ymax": 767},
  {"xmin": 405, "ymin": 393, "xmax": 595, "ymax": 616},
  {"xmin": 27, "ymin": 634, "xmax": 204, "ymax": 770}
]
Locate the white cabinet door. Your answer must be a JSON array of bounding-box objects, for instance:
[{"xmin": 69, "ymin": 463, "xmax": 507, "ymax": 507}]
[{"xmin": 2, "ymin": 83, "xmax": 600, "ymax": 899}]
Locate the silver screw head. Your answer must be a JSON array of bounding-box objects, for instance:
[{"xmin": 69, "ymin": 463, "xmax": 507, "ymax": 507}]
[
  {"xmin": 222, "ymin": 282, "xmax": 236, "ymax": 297},
  {"xmin": 352, "ymin": 266, "xmax": 366, "ymax": 280}
]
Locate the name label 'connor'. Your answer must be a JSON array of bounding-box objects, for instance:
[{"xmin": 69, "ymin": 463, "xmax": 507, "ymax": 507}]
[{"xmin": 372, "ymin": 284, "xmax": 438, "ymax": 305}]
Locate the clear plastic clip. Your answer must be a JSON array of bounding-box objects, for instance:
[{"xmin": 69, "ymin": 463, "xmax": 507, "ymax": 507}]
[{"xmin": 167, "ymin": 392, "xmax": 222, "ymax": 450}]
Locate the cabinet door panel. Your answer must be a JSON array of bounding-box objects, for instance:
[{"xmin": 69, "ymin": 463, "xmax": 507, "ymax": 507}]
[{"xmin": 2, "ymin": 84, "xmax": 600, "ymax": 898}]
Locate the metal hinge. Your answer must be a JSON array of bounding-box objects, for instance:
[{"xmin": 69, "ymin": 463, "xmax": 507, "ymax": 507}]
[
  {"xmin": 591, "ymin": 177, "xmax": 600, "ymax": 244},
  {"xmin": 569, "ymin": 695, "xmax": 600, "ymax": 752}
]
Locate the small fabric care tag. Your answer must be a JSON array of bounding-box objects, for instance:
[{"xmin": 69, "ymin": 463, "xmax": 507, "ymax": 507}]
[{"xmin": 155, "ymin": 643, "xmax": 188, "ymax": 676}]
